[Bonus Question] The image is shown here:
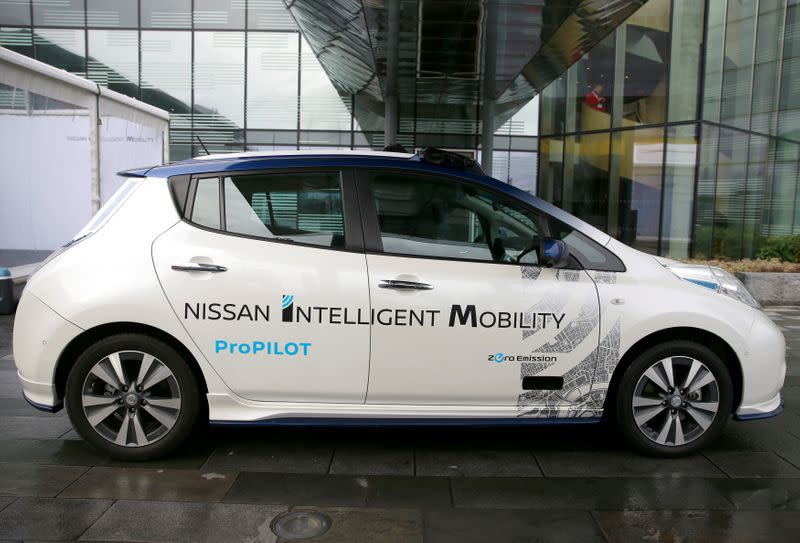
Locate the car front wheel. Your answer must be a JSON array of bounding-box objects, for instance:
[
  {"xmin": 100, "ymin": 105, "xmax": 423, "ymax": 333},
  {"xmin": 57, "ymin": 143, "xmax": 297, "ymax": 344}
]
[
  {"xmin": 615, "ymin": 340, "xmax": 733, "ymax": 456},
  {"xmin": 65, "ymin": 333, "xmax": 200, "ymax": 461}
]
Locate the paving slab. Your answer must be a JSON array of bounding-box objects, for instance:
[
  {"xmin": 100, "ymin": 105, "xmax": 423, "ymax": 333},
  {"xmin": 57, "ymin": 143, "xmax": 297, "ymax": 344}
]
[
  {"xmin": 224, "ymin": 472, "xmax": 368, "ymax": 507},
  {"xmin": 59, "ymin": 466, "xmax": 237, "ymax": 501},
  {"xmin": 0, "ymin": 439, "xmax": 109, "ymax": 466},
  {"xmin": 0, "ymin": 496, "xmax": 112, "ymax": 541},
  {"xmin": 710, "ymin": 478, "xmax": 800, "ymax": 510},
  {"xmin": 0, "ymin": 415, "xmax": 73, "ymax": 439},
  {"xmin": 286, "ymin": 507, "xmax": 422, "ymax": 543},
  {"xmin": 594, "ymin": 510, "xmax": 800, "ymax": 543},
  {"xmin": 202, "ymin": 437, "xmax": 334, "ymax": 473},
  {"xmin": 704, "ymin": 451, "xmax": 800, "ymax": 478},
  {"xmin": 0, "ymin": 463, "xmax": 88, "ymax": 497},
  {"xmin": 535, "ymin": 450, "xmax": 726, "ymax": 478},
  {"xmin": 451, "ymin": 477, "xmax": 734, "ymax": 511},
  {"xmin": 365, "ymin": 476, "xmax": 452, "ymax": 509},
  {"xmin": 421, "ymin": 508, "xmax": 605, "ymax": 543},
  {"xmin": 80, "ymin": 500, "xmax": 285, "ymax": 542},
  {"xmin": 330, "ymin": 445, "xmax": 413, "ymax": 476},
  {"xmin": 415, "ymin": 448, "xmax": 542, "ymax": 477}
]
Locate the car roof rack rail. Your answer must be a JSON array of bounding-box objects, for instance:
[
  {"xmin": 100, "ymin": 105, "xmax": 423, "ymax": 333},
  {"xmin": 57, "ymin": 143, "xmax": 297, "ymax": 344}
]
[{"xmin": 418, "ymin": 147, "xmax": 486, "ymax": 175}]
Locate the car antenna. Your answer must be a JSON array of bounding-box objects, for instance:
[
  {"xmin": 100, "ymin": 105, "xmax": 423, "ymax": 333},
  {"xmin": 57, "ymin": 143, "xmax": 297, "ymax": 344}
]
[{"xmin": 196, "ymin": 135, "xmax": 210, "ymax": 155}]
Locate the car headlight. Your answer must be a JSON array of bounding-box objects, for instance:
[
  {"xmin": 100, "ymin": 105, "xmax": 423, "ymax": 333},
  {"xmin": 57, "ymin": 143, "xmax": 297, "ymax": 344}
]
[{"xmin": 665, "ymin": 263, "xmax": 760, "ymax": 309}]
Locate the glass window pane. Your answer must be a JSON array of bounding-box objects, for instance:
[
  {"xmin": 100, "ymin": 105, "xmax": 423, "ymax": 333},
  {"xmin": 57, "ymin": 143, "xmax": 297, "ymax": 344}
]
[
  {"xmin": 0, "ymin": 0, "xmax": 30, "ymax": 26},
  {"xmin": 247, "ymin": 32, "xmax": 299, "ymax": 130},
  {"xmin": 87, "ymin": 0, "xmax": 138, "ymax": 28},
  {"xmin": 33, "ymin": 0, "xmax": 83, "ymax": 27},
  {"xmin": 703, "ymin": 0, "xmax": 728, "ymax": 123},
  {"xmin": 779, "ymin": 3, "xmax": 800, "ymax": 141},
  {"xmin": 537, "ymin": 137, "xmax": 563, "ymax": 205},
  {"xmin": 141, "ymin": 31, "xmax": 191, "ymax": 114},
  {"xmin": 619, "ymin": 0, "xmax": 670, "ymax": 126},
  {"xmin": 765, "ymin": 140, "xmax": 799, "ymax": 237},
  {"xmin": 661, "ymin": 124, "xmax": 698, "ymax": 258},
  {"xmin": 34, "ymin": 29, "xmax": 86, "ymax": 78},
  {"xmin": 611, "ymin": 127, "xmax": 664, "ymax": 254},
  {"xmin": 193, "ymin": 0, "xmax": 245, "ymax": 29},
  {"xmin": 192, "ymin": 178, "xmax": 221, "ymax": 229},
  {"xmin": 141, "ymin": 0, "xmax": 191, "ymax": 29},
  {"xmin": 224, "ymin": 172, "xmax": 345, "ymax": 248},
  {"xmin": 369, "ymin": 171, "xmax": 542, "ymax": 264},
  {"xmin": 248, "ymin": 0, "xmax": 296, "ymax": 31},
  {"xmin": 300, "ymin": 37, "xmax": 352, "ymax": 131},
  {"xmin": 668, "ymin": 0, "xmax": 704, "ymax": 122},
  {"xmin": 693, "ymin": 124, "xmax": 719, "ymax": 258},
  {"xmin": 712, "ymin": 128, "xmax": 750, "ymax": 258},
  {"xmin": 539, "ymin": 75, "xmax": 566, "ymax": 135},
  {"xmin": 87, "ymin": 30, "xmax": 139, "ymax": 98},
  {"xmin": 563, "ymin": 132, "xmax": 610, "ymax": 231},
  {"xmin": 194, "ymin": 31, "xmax": 244, "ymax": 129},
  {"xmin": 0, "ymin": 27, "xmax": 33, "ymax": 56},
  {"xmin": 719, "ymin": 4, "xmax": 757, "ymax": 130},
  {"xmin": 742, "ymin": 134, "xmax": 770, "ymax": 257},
  {"xmin": 572, "ymin": 33, "xmax": 614, "ymax": 132}
]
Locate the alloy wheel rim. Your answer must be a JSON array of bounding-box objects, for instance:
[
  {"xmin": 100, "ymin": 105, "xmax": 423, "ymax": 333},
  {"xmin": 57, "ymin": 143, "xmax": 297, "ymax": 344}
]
[
  {"xmin": 81, "ymin": 350, "xmax": 181, "ymax": 447},
  {"xmin": 632, "ymin": 356, "xmax": 719, "ymax": 447}
]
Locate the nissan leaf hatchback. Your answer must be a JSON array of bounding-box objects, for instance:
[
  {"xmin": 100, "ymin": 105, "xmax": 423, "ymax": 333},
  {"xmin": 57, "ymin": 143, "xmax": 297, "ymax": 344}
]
[{"xmin": 13, "ymin": 149, "xmax": 786, "ymax": 460}]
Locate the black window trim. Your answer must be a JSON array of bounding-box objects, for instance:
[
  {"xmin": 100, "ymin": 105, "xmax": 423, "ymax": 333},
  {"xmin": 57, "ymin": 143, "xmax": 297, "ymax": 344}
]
[
  {"xmin": 175, "ymin": 167, "xmax": 366, "ymax": 254},
  {"xmin": 355, "ymin": 167, "xmax": 626, "ymax": 272}
]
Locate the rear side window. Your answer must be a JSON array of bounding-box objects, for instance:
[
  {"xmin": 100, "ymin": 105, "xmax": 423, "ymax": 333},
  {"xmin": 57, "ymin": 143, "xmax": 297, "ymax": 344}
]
[
  {"xmin": 222, "ymin": 172, "xmax": 345, "ymax": 248},
  {"xmin": 191, "ymin": 178, "xmax": 221, "ymax": 229}
]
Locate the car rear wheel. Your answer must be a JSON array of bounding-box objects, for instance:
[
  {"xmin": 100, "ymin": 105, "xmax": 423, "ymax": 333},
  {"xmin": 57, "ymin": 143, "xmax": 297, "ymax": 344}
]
[
  {"xmin": 65, "ymin": 334, "xmax": 200, "ymax": 461},
  {"xmin": 615, "ymin": 340, "xmax": 733, "ymax": 456}
]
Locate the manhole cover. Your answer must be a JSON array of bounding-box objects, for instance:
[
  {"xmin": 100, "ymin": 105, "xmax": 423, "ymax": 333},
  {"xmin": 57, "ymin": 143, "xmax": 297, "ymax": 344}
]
[{"xmin": 271, "ymin": 510, "xmax": 332, "ymax": 540}]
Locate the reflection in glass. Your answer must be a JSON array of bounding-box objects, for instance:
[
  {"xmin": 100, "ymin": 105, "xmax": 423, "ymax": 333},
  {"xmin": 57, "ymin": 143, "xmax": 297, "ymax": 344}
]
[
  {"xmin": 779, "ymin": 3, "xmax": 800, "ymax": 142},
  {"xmin": 618, "ymin": 0, "xmax": 670, "ymax": 127},
  {"xmin": 33, "ymin": 0, "xmax": 84, "ymax": 27},
  {"xmin": 300, "ymin": 37, "xmax": 352, "ymax": 131},
  {"xmin": 570, "ymin": 33, "xmax": 614, "ymax": 133},
  {"xmin": 719, "ymin": 1, "xmax": 757, "ymax": 131},
  {"xmin": 0, "ymin": 0, "xmax": 31, "ymax": 26},
  {"xmin": 141, "ymin": 31, "xmax": 191, "ymax": 114},
  {"xmin": 537, "ymin": 137, "xmax": 563, "ymax": 206},
  {"xmin": 87, "ymin": 0, "xmax": 138, "ymax": 28},
  {"xmin": 87, "ymin": 30, "xmax": 139, "ymax": 98},
  {"xmin": 247, "ymin": 32, "xmax": 298, "ymax": 130},
  {"xmin": 668, "ymin": 0, "xmax": 704, "ymax": 122},
  {"xmin": 703, "ymin": 0, "xmax": 727, "ymax": 123},
  {"xmin": 193, "ymin": 0, "xmax": 245, "ymax": 29},
  {"xmin": 611, "ymin": 127, "xmax": 664, "ymax": 253},
  {"xmin": 563, "ymin": 133, "xmax": 610, "ymax": 232},
  {"xmin": 141, "ymin": 0, "xmax": 191, "ymax": 29},
  {"xmin": 712, "ymin": 129, "xmax": 749, "ymax": 258},
  {"xmin": 35, "ymin": 29, "xmax": 86, "ymax": 77},
  {"xmin": 539, "ymin": 76, "xmax": 565, "ymax": 135},
  {"xmin": 694, "ymin": 125, "xmax": 719, "ymax": 258},
  {"xmin": 661, "ymin": 125, "xmax": 698, "ymax": 258},
  {"xmin": 194, "ymin": 32, "xmax": 244, "ymax": 129}
]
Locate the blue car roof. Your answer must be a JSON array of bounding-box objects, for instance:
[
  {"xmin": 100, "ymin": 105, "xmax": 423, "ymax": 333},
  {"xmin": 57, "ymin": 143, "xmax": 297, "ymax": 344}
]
[{"xmin": 121, "ymin": 150, "xmax": 611, "ymax": 245}]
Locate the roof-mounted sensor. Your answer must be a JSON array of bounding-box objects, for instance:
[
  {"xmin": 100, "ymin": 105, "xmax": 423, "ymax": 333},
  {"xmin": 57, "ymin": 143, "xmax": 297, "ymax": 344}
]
[{"xmin": 419, "ymin": 148, "xmax": 486, "ymax": 175}]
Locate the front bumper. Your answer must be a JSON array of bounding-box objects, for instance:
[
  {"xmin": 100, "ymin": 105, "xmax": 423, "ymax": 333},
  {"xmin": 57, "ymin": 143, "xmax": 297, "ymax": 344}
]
[{"xmin": 734, "ymin": 309, "xmax": 786, "ymax": 419}]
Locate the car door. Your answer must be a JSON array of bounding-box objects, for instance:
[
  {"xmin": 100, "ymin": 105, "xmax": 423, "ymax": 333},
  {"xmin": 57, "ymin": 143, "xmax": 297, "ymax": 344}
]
[
  {"xmin": 152, "ymin": 168, "xmax": 371, "ymax": 403},
  {"xmin": 358, "ymin": 168, "xmax": 602, "ymax": 414}
]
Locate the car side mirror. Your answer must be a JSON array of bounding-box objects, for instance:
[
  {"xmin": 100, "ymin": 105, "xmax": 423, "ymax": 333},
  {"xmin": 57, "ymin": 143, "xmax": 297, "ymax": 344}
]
[{"xmin": 541, "ymin": 237, "xmax": 570, "ymax": 268}]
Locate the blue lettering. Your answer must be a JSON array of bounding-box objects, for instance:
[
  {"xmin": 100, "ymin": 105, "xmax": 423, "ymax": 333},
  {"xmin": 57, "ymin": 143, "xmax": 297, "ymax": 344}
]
[{"xmin": 215, "ymin": 340, "xmax": 228, "ymax": 353}]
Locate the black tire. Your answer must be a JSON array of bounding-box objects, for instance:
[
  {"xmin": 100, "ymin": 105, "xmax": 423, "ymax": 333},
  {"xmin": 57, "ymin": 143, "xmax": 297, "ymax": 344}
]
[
  {"xmin": 615, "ymin": 340, "xmax": 733, "ymax": 457},
  {"xmin": 65, "ymin": 333, "xmax": 201, "ymax": 461}
]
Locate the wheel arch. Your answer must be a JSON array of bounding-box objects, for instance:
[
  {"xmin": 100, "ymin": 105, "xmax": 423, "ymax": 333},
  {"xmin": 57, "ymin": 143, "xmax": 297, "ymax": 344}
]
[
  {"xmin": 604, "ymin": 327, "xmax": 743, "ymax": 416},
  {"xmin": 54, "ymin": 321, "xmax": 209, "ymax": 406}
]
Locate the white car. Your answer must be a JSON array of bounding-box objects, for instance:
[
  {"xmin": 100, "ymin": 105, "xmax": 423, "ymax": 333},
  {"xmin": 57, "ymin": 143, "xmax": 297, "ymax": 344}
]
[{"xmin": 13, "ymin": 149, "xmax": 786, "ymax": 460}]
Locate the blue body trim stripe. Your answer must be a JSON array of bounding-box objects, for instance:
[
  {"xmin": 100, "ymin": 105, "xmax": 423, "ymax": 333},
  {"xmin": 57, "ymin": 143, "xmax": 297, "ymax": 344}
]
[
  {"xmin": 733, "ymin": 398, "xmax": 784, "ymax": 421},
  {"xmin": 209, "ymin": 416, "xmax": 603, "ymax": 428},
  {"xmin": 23, "ymin": 393, "xmax": 62, "ymax": 413}
]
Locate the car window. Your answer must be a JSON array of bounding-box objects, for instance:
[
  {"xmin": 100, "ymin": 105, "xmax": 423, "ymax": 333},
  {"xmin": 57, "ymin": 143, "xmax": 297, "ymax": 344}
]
[
  {"xmin": 549, "ymin": 217, "xmax": 626, "ymax": 272},
  {"xmin": 221, "ymin": 172, "xmax": 345, "ymax": 248},
  {"xmin": 191, "ymin": 177, "xmax": 220, "ymax": 229},
  {"xmin": 368, "ymin": 171, "xmax": 542, "ymax": 265}
]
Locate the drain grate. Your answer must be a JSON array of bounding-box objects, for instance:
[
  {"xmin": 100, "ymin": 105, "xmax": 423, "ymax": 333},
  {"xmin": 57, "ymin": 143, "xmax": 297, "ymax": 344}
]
[{"xmin": 271, "ymin": 510, "xmax": 332, "ymax": 540}]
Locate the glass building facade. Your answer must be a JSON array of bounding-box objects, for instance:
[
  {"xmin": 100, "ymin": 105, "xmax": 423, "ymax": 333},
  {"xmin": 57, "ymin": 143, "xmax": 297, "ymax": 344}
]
[
  {"xmin": 0, "ymin": 0, "xmax": 540, "ymax": 193},
  {"xmin": 538, "ymin": 0, "xmax": 800, "ymax": 259}
]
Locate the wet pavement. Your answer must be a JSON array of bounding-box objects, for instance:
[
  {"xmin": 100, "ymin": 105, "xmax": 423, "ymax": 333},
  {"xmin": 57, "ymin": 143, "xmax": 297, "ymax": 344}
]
[{"xmin": 0, "ymin": 307, "xmax": 799, "ymax": 541}]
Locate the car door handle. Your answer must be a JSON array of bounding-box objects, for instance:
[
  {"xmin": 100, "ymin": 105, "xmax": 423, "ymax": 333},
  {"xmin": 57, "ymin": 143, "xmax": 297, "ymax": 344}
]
[
  {"xmin": 378, "ymin": 279, "xmax": 433, "ymax": 290},
  {"xmin": 171, "ymin": 262, "xmax": 227, "ymax": 273}
]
